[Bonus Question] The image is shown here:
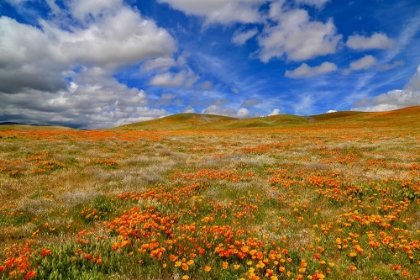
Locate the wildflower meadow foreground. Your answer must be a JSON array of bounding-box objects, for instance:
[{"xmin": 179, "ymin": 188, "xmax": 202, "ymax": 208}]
[{"xmin": 0, "ymin": 108, "xmax": 419, "ymax": 280}]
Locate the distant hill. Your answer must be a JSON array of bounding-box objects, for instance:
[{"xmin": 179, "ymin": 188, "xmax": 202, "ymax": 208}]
[
  {"xmin": 115, "ymin": 113, "xmax": 312, "ymax": 131},
  {"xmin": 0, "ymin": 122, "xmax": 21, "ymax": 125},
  {"xmin": 2, "ymin": 106, "xmax": 419, "ymax": 131},
  {"xmin": 114, "ymin": 106, "xmax": 420, "ymax": 131},
  {"xmin": 0, "ymin": 123, "xmax": 74, "ymax": 131}
]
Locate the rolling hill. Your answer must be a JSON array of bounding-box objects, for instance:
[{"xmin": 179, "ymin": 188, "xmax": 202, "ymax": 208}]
[{"xmin": 116, "ymin": 106, "xmax": 420, "ymax": 131}]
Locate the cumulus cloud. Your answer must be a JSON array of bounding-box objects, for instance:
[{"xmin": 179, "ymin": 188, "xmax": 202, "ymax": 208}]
[
  {"xmin": 353, "ymin": 90, "xmax": 420, "ymax": 112},
  {"xmin": 68, "ymin": 0, "xmax": 123, "ymax": 21},
  {"xmin": 51, "ymin": 7, "xmax": 176, "ymax": 68},
  {"xmin": 149, "ymin": 69, "xmax": 199, "ymax": 88},
  {"xmin": 353, "ymin": 65, "xmax": 420, "ymax": 112},
  {"xmin": 269, "ymin": 108, "xmax": 281, "ymax": 116},
  {"xmin": 0, "ymin": 67, "xmax": 167, "ymax": 128},
  {"xmin": 0, "ymin": 17, "xmax": 68, "ymax": 93},
  {"xmin": 0, "ymin": 7, "xmax": 176, "ymax": 92},
  {"xmin": 326, "ymin": 110, "xmax": 337, "ymax": 113},
  {"xmin": 157, "ymin": 0, "xmax": 265, "ymax": 25},
  {"xmin": 346, "ymin": 32, "xmax": 396, "ymax": 50},
  {"xmin": 349, "ymin": 55, "xmax": 376, "ymax": 70},
  {"xmin": 237, "ymin": 108, "xmax": 251, "ymax": 118},
  {"xmin": 258, "ymin": 3, "xmax": 341, "ymax": 62},
  {"xmin": 141, "ymin": 57, "xmax": 177, "ymax": 72},
  {"xmin": 406, "ymin": 64, "xmax": 420, "ymax": 90},
  {"xmin": 294, "ymin": 0, "xmax": 330, "ymax": 9},
  {"xmin": 285, "ymin": 62, "xmax": 337, "ymax": 78},
  {"xmin": 0, "ymin": 1, "xmax": 176, "ymax": 128},
  {"xmin": 183, "ymin": 106, "xmax": 196, "ymax": 113},
  {"xmin": 201, "ymin": 105, "xmax": 250, "ymax": 118},
  {"xmin": 232, "ymin": 28, "xmax": 258, "ymax": 45}
]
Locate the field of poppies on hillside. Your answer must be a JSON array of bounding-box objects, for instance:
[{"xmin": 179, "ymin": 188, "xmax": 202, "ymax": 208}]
[{"xmin": 0, "ymin": 108, "xmax": 419, "ymax": 280}]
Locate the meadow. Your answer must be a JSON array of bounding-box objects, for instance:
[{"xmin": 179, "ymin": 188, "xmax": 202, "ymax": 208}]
[{"xmin": 0, "ymin": 107, "xmax": 419, "ymax": 279}]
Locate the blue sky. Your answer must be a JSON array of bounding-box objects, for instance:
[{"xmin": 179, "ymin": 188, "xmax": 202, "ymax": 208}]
[{"xmin": 1, "ymin": 0, "xmax": 420, "ymax": 128}]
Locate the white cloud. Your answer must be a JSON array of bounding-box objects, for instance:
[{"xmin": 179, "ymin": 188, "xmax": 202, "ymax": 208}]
[
  {"xmin": 258, "ymin": 4, "xmax": 341, "ymax": 62},
  {"xmin": 0, "ymin": 17, "xmax": 68, "ymax": 93},
  {"xmin": 0, "ymin": 2, "xmax": 176, "ymax": 128},
  {"xmin": 269, "ymin": 108, "xmax": 281, "ymax": 116},
  {"xmin": 141, "ymin": 57, "xmax": 177, "ymax": 72},
  {"xmin": 183, "ymin": 106, "xmax": 195, "ymax": 113},
  {"xmin": 346, "ymin": 32, "xmax": 396, "ymax": 50},
  {"xmin": 353, "ymin": 90, "xmax": 419, "ymax": 112},
  {"xmin": 157, "ymin": 0, "xmax": 265, "ymax": 25},
  {"xmin": 201, "ymin": 105, "xmax": 250, "ymax": 118},
  {"xmin": 68, "ymin": 0, "xmax": 123, "ymax": 21},
  {"xmin": 149, "ymin": 69, "xmax": 199, "ymax": 88},
  {"xmin": 0, "ymin": 67, "xmax": 167, "ymax": 128},
  {"xmin": 405, "ymin": 64, "xmax": 420, "ymax": 91},
  {"xmin": 326, "ymin": 110, "xmax": 337, "ymax": 113},
  {"xmin": 349, "ymin": 55, "xmax": 376, "ymax": 71},
  {"xmin": 237, "ymin": 108, "xmax": 250, "ymax": 118},
  {"xmin": 49, "ymin": 7, "xmax": 176, "ymax": 68},
  {"xmin": 232, "ymin": 28, "xmax": 258, "ymax": 45},
  {"xmin": 285, "ymin": 62, "xmax": 337, "ymax": 78},
  {"xmin": 294, "ymin": 0, "xmax": 330, "ymax": 9},
  {"xmin": 0, "ymin": 6, "xmax": 176, "ymax": 93},
  {"xmin": 353, "ymin": 65, "xmax": 420, "ymax": 112},
  {"xmin": 150, "ymin": 72, "xmax": 186, "ymax": 87}
]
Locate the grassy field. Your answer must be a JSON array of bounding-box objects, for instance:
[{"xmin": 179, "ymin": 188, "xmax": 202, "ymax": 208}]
[{"xmin": 0, "ymin": 107, "xmax": 419, "ymax": 279}]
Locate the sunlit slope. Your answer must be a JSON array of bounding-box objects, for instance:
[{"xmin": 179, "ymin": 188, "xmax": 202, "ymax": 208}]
[
  {"xmin": 309, "ymin": 111, "xmax": 365, "ymax": 122},
  {"xmin": 117, "ymin": 106, "xmax": 420, "ymax": 130},
  {"xmin": 219, "ymin": 114, "xmax": 309, "ymax": 128},
  {"xmin": 310, "ymin": 106, "xmax": 420, "ymax": 128},
  {"xmin": 121, "ymin": 113, "xmax": 235, "ymax": 130},
  {"xmin": 119, "ymin": 113, "xmax": 310, "ymax": 130}
]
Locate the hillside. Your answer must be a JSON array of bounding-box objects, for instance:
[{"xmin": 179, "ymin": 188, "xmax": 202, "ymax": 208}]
[
  {"xmin": 121, "ymin": 113, "xmax": 235, "ymax": 130},
  {"xmin": 116, "ymin": 106, "xmax": 420, "ymax": 130}
]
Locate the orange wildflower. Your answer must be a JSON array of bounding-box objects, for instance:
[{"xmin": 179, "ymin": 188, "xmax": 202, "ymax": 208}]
[
  {"xmin": 41, "ymin": 248, "xmax": 51, "ymax": 257},
  {"xmin": 24, "ymin": 270, "xmax": 36, "ymax": 279},
  {"xmin": 182, "ymin": 263, "xmax": 189, "ymax": 271}
]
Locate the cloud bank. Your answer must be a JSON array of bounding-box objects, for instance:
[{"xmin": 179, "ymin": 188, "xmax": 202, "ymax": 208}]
[
  {"xmin": 0, "ymin": 1, "xmax": 176, "ymax": 128},
  {"xmin": 353, "ymin": 65, "xmax": 420, "ymax": 112}
]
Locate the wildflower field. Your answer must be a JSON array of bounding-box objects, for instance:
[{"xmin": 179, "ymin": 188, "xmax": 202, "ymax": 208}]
[{"xmin": 0, "ymin": 107, "xmax": 419, "ymax": 280}]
